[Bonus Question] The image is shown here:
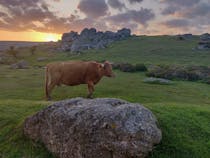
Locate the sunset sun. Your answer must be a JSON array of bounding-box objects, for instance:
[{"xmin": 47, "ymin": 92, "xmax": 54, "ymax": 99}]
[{"xmin": 44, "ymin": 34, "xmax": 60, "ymax": 42}]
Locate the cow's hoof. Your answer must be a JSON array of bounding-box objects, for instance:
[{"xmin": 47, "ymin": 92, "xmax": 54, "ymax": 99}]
[
  {"xmin": 46, "ymin": 96, "xmax": 52, "ymax": 101},
  {"xmin": 86, "ymin": 95, "xmax": 93, "ymax": 99}
]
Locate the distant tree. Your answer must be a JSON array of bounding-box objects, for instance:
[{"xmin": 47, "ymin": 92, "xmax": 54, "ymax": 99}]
[
  {"xmin": 30, "ymin": 45, "xmax": 37, "ymax": 55},
  {"xmin": 6, "ymin": 46, "xmax": 18, "ymax": 58}
]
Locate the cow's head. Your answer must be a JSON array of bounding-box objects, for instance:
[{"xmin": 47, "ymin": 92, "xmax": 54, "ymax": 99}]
[{"xmin": 102, "ymin": 61, "xmax": 115, "ymax": 77}]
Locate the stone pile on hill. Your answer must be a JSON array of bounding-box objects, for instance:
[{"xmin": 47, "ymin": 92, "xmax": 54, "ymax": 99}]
[
  {"xmin": 24, "ymin": 98, "xmax": 162, "ymax": 158},
  {"xmin": 197, "ymin": 33, "xmax": 210, "ymax": 50},
  {"xmin": 61, "ymin": 28, "xmax": 131, "ymax": 52}
]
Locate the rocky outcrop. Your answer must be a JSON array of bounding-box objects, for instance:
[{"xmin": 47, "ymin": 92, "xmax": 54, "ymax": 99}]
[
  {"xmin": 61, "ymin": 28, "xmax": 131, "ymax": 52},
  {"xmin": 197, "ymin": 33, "xmax": 210, "ymax": 50},
  {"xmin": 24, "ymin": 98, "xmax": 162, "ymax": 158},
  {"xmin": 176, "ymin": 34, "xmax": 193, "ymax": 40}
]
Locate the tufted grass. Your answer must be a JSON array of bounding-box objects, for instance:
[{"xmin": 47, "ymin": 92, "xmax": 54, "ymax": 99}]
[{"xmin": 0, "ymin": 36, "xmax": 210, "ymax": 158}]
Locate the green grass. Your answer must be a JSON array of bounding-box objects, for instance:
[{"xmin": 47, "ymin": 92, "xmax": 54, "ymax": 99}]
[
  {"xmin": 55, "ymin": 36, "xmax": 210, "ymax": 66},
  {"xmin": 0, "ymin": 36, "xmax": 210, "ymax": 158}
]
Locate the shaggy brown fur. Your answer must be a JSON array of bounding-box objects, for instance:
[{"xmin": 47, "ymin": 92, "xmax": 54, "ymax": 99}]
[{"xmin": 45, "ymin": 61, "xmax": 114, "ymax": 100}]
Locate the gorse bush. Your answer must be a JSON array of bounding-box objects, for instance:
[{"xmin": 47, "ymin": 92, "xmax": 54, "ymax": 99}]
[
  {"xmin": 6, "ymin": 46, "xmax": 19, "ymax": 58},
  {"xmin": 112, "ymin": 62, "xmax": 147, "ymax": 72},
  {"xmin": 135, "ymin": 63, "xmax": 147, "ymax": 71},
  {"xmin": 119, "ymin": 63, "xmax": 136, "ymax": 72},
  {"xmin": 146, "ymin": 64, "xmax": 210, "ymax": 83},
  {"xmin": 30, "ymin": 45, "xmax": 37, "ymax": 55}
]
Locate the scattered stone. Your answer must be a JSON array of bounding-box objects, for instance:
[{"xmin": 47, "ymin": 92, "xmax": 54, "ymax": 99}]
[
  {"xmin": 61, "ymin": 28, "xmax": 131, "ymax": 52},
  {"xmin": 197, "ymin": 41, "xmax": 210, "ymax": 50},
  {"xmin": 144, "ymin": 77, "xmax": 172, "ymax": 85},
  {"xmin": 10, "ymin": 60, "xmax": 29, "ymax": 69},
  {"xmin": 24, "ymin": 98, "xmax": 162, "ymax": 158},
  {"xmin": 37, "ymin": 57, "xmax": 47, "ymax": 62}
]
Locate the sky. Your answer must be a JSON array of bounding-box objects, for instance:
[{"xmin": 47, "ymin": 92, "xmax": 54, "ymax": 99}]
[{"xmin": 0, "ymin": 0, "xmax": 209, "ymax": 41}]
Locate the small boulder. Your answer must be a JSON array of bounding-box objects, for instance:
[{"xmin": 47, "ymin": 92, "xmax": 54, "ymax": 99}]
[
  {"xmin": 197, "ymin": 41, "xmax": 210, "ymax": 50},
  {"xmin": 144, "ymin": 77, "xmax": 172, "ymax": 85},
  {"xmin": 24, "ymin": 98, "xmax": 162, "ymax": 158},
  {"xmin": 197, "ymin": 33, "xmax": 210, "ymax": 50},
  {"xmin": 37, "ymin": 57, "xmax": 47, "ymax": 62},
  {"xmin": 10, "ymin": 60, "xmax": 29, "ymax": 69}
]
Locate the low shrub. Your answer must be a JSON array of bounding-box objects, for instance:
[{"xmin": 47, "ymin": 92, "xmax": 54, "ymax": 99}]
[
  {"xmin": 119, "ymin": 63, "xmax": 136, "ymax": 72},
  {"xmin": 146, "ymin": 64, "xmax": 210, "ymax": 83},
  {"xmin": 112, "ymin": 62, "xmax": 147, "ymax": 72},
  {"xmin": 135, "ymin": 63, "xmax": 147, "ymax": 71}
]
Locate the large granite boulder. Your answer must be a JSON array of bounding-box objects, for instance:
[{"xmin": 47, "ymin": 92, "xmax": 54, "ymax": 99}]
[
  {"xmin": 24, "ymin": 98, "xmax": 162, "ymax": 158},
  {"xmin": 61, "ymin": 28, "xmax": 131, "ymax": 52}
]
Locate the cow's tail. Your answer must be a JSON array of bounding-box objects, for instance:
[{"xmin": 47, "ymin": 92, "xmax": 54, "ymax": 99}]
[{"xmin": 45, "ymin": 66, "xmax": 49, "ymax": 100}]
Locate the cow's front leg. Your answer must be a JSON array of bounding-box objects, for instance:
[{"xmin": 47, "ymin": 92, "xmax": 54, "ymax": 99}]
[{"xmin": 87, "ymin": 82, "xmax": 94, "ymax": 99}]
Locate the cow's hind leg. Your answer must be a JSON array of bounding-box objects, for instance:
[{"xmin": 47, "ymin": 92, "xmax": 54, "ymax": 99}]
[
  {"xmin": 87, "ymin": 82, "xmax": 94, "ymax": 99},
  {"xmin": 46, "ymin": 83, "xmax": 56, "ymax": 101}
]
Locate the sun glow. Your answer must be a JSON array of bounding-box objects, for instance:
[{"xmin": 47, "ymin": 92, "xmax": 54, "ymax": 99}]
[
  {"xmin": 0, "ymin": 30, "xmax": 61, "ymax": 42},
  {"xmin": 44, "ymin": 33, "xmax": 61, "ymax": 42}
]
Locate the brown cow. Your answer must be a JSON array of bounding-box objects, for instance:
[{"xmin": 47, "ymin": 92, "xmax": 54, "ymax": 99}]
[{"xmin": 45, "ymin": 60, "xmax": 115, "ymax": 100}]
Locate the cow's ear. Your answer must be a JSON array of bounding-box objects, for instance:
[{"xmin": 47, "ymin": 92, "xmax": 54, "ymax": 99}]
[{"xmin": 104, "ymin": 61, "xmax": 109, "ymax": 64}]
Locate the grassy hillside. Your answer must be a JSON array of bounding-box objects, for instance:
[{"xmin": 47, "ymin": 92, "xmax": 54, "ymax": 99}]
[
  {"xmin": 0, "ymin": 36, "xmax": 210, "ymax": 158},
  {"xmin": 59, "ymin": 36, "xmax": 210, "ymax": 66}
]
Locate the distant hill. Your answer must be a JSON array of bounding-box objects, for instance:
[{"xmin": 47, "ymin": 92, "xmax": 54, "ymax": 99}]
[{"xmin": 0, "ymin": 41, "xmax": 47, "ymax": 51}]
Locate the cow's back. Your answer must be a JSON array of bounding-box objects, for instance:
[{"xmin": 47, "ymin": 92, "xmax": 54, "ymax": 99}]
[
  {"xmin": 59, "ymin": 61, "xmax": 89, "ymax": 85},
  {"xmin": 46, "ymin": 61, "xmax": 101, "ymax": 86}
]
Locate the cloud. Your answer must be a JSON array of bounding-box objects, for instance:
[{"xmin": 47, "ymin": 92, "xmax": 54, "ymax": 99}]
[
  {"xmin": 107, "ymin": 8, "xmax": 155, "ymax": 26},
  {"xmin": 161, "ymin": 0, "xmax": 201, "ymax": 15},
  {"xmin": 107, "ymin": 0, "xmax": 125, "ymax": 11},
  {"xmin": 180, "ymin": 3, "xmax": 210, "ymax": 18},
  {"xmin": 128, "ymin": 0, "xmax": 144, "ymax": 4},
  {"xmin": 0, "ymin": 0, "xmax": 72, "ymax": 33},
  {"xmin": 161, "ymin": 0, "xmax": 200, "ymax": 7},
  {"xmin": 161, "ymin": 19, "xmax": 190, "ymax": 28},
  {"xmin": 161, "ymin": 6, "xmax": 179, "ymax": 15},
  {"xmin": 77, "ymin": 0, "xmax": 108, "ymax": 18},
  {"xmin": 160, "ymin": 0, "xmax": 210, "ymax": 31}
]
